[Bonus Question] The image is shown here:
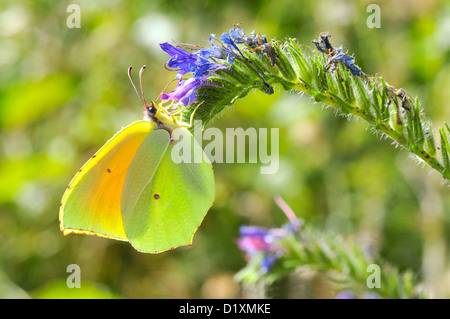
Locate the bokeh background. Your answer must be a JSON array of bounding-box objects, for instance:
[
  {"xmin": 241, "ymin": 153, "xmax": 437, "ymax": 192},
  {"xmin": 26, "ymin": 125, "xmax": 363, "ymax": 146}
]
[{"xmin": 0, "ymin": 0, "xmax": 449, "ymax": 298}]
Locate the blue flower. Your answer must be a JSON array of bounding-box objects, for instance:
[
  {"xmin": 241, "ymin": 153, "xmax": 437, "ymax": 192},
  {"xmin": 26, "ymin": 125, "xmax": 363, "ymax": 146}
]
[
  {"xmin": 159, "ymin": 28, "xmax": 273, "ymax": 107},
  {"xmin": 227, "ymin": 28, "xmax": 277, "ymax": 66},
  {"xmin": 160, "ymin": 42, "xmax": 226, "ymax": 80},
  {"xmin": 219, "ymin": 32, "xmax": 241, "ymax": 54},
  {"xmin": 207, "ymin": 33, "xmax": 240, "ymax": 64},
  {"xmin": 197, "ymin": 46, "xmax": 223, "ymax": 60},
  {"xmin": 160, "ymin": 42, "xmax": 231, "ymax": 105},
  {"xmin": 160, "ymin": 42, "xmax": 197, "ymax": 78},
  {"xmin": 229, "ymin": 28, "xmax": 247, "ymax": 44},
  {"xmin": 313, "ymin": 33, "xmax": 363, "ymax": 77},
  {"xmin": 325, "ymin": 47, "xmax": 363, "ymax": 76},
  {"xmin": 229, "ymin": 28, "xmax": 264, "ymax": 48}
]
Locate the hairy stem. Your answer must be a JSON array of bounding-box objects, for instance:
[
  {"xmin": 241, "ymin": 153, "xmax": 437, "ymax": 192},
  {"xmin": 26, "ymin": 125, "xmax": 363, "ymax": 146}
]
[{"xmin": 293, "ymin": 81, "xmax": 446, "ymax": 177}]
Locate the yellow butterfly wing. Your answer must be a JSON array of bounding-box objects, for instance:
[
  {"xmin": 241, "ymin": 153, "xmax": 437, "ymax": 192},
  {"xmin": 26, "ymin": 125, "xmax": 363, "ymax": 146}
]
[{"xmin": 59, "ymin": 120, "xmax": 156, "ymax": 241}]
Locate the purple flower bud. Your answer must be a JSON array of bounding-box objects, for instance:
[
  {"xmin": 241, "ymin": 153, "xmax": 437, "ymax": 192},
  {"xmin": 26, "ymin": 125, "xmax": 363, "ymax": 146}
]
[
  {"xmin": 237, "ymin": 226, "xmax": 273, "ymax": 255},
  {"xmin": 237, "ymin": 224, "xmax": 292, "ymax": 274},
  {"xmin": 159, "ymin": 39, "xmax": 236, "ymax": 106}
]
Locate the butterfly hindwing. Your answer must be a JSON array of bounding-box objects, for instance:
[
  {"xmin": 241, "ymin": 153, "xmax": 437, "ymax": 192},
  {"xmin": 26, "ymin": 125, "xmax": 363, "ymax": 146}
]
[{"xmin": 121, "ymin": 127, "xmax": 215, "ymax": 253}]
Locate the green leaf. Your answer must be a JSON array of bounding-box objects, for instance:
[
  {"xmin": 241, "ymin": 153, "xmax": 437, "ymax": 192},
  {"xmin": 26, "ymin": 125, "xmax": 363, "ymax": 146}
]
[
  {"xmin": 439, "ymin": 127, "xmax": 450, "ymax": 173},
  {"xmin": 273, "ymin": 42, "xmax": 297, "ymax": 82},
  {"xmin": 413, "ymin": 98, "xmax": 425, "ymax": 148},
  {"xmin": 327, "ymin": 92, "xmax": 353, "ymax": 114},
  {"xmin": 388, "ymin": 103, "xmax": 404, "ymax": 135},
  {"xmin": 351, "ymin": 76, "xmax": 370, "ymax": 112},
  {"xmin": 285, "ymin": 41, "xmax": 311, "ymax": 81}
]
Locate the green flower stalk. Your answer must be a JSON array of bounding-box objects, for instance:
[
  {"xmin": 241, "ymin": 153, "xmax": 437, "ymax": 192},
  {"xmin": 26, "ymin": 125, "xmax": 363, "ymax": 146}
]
[
  {"xmin": 155, "ymin": 27, "xmax": 444, "ymax": 298},
  {"xmin": 235, "ymin": 196, "xmax": 426, "ymax": 299},
  {"xmin": 173, "ymin": 28, "xmax": 450, "ymax": 182}
]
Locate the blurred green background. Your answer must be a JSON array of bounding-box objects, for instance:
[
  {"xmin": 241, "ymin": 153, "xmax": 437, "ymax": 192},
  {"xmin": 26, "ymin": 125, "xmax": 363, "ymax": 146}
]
[{"xmin": 0, "ymin": 0, "xmax": 449, "ymax": 298}]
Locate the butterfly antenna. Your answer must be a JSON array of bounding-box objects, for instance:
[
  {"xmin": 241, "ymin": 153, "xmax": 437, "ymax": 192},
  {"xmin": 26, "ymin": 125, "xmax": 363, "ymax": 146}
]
[
  {"xmin": 128, "ymin": 66, "xmax": 145, "ymax": 106},
  {"xmin": 139, "ymin": 65, "xmax": 148, "ymax": 106}
]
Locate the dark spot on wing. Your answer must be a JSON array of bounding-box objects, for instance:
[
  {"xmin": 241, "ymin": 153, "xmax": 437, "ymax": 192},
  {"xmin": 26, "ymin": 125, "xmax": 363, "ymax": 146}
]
[
  {"xmin": 153, "ymin": 194, "xmax": 160, "ymax": 200},
  {"xmin": 107, "ymin": 168, "xmax": 111, "ymax": 173}
]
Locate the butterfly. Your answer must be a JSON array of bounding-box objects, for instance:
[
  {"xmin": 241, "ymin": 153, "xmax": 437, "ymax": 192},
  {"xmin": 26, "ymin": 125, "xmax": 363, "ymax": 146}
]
[{"xmin": 59, "ymin": 66, "xmax": 215, "ymax": 253}]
